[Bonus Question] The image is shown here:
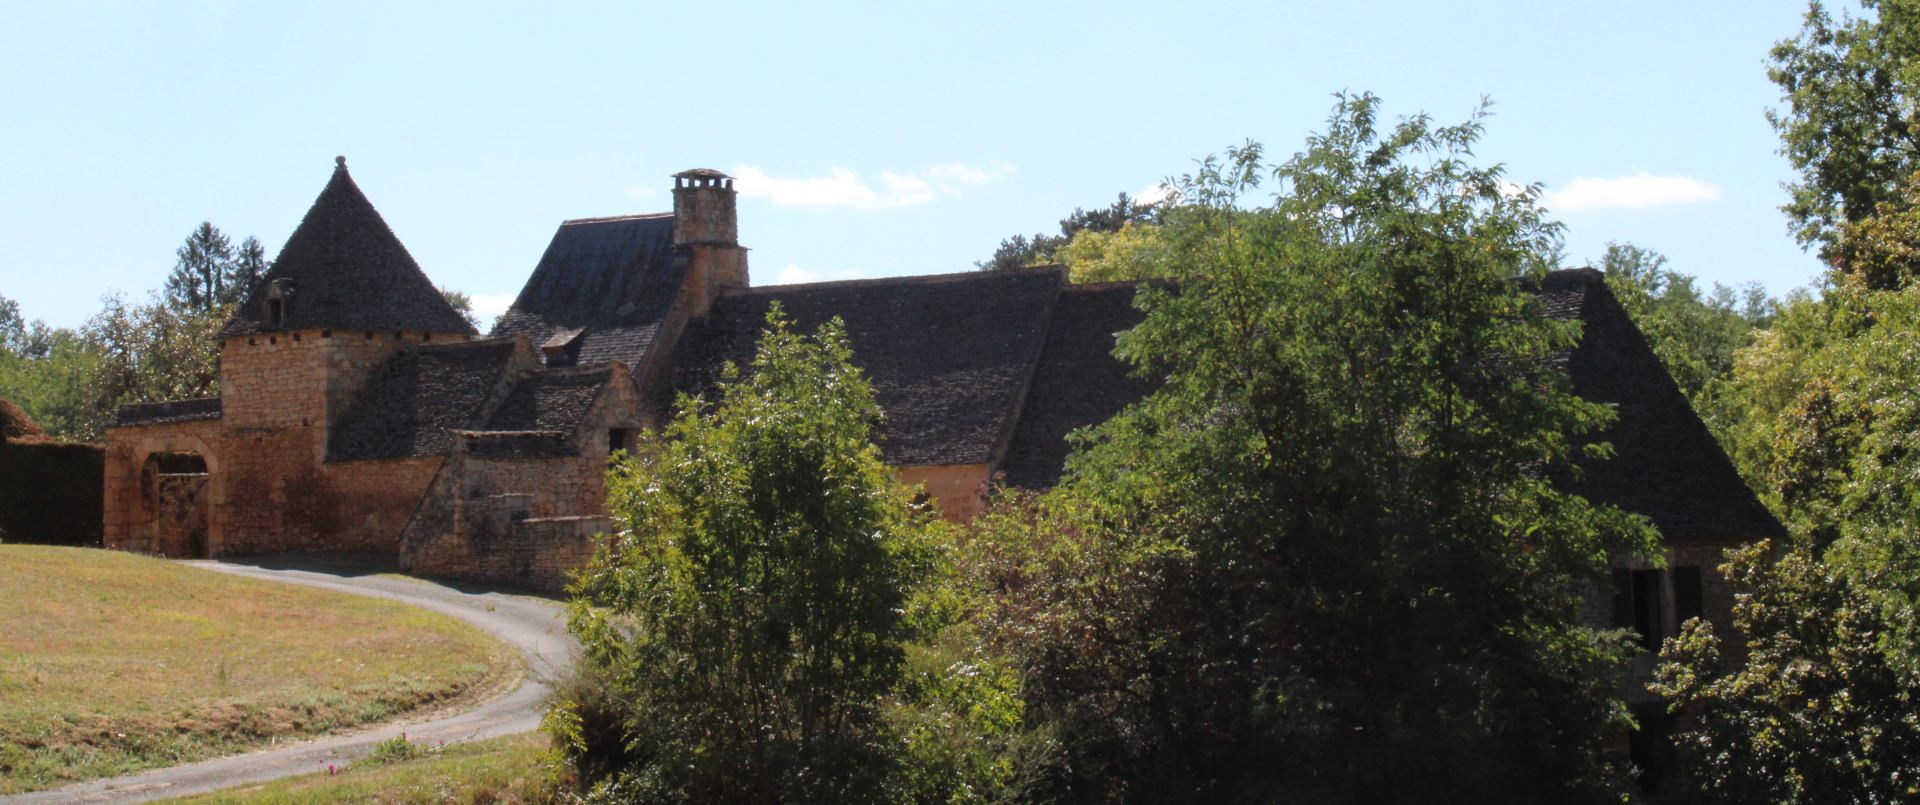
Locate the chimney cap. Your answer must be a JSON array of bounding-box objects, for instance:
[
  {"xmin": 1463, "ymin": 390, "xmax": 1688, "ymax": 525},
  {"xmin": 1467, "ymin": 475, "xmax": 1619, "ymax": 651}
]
[{"xmin": 673, "ymin": 168, "xmax": 731, "ymax": 180}]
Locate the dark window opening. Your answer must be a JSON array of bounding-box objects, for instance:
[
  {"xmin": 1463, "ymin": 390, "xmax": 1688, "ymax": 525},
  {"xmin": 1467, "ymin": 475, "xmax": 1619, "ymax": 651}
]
[
  {"xmin": 423, "ymin": 333, "xmax": 432, "ymax": 342},
  {"xmin": 365, "ymin": 331, "xmax": 374, "ymax": 339},
  {"xmin": 268, "ymin": 336, "xmax": 277, "ymax": 345},
  {"xmin": 395, "ymin": 332, "xmax": 404, "ymax": 340},
  {"xmin": 1629, "ymin": 704, "xmax": 1679, "ymax": 796},
  {"xmin": 292, "ymin": 332, "xmax": 301, "ymax": 342},
  {"xmin": 321, "ymin": 329, "xmax": 331, "ymax": 338},
  {"xmin": 266, "ymin": 298, "xmax": 283, "ymax": 325},
  {"xmin": 1613, "ymin": 568, "xmax": 1667, "ymax": 652},
  {"xmin": 152, "ymin": 452, "xmax": 208, "ymax": 475},
  {"xmin": 609, "ymin": 428, "xmax": 633, "ymax": 454},
  {"xmin": 1673, "ymin": 566, "xmax": 1704, "ymax": 626}
]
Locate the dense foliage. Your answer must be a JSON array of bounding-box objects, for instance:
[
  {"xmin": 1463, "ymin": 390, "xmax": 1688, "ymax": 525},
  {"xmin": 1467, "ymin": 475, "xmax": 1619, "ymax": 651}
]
[
  {"xmin": 1654, "ymin": 542, "xmax": 1920, "ymax": 803},
  {"xmin": 556, "ymin": 310, "xmax": 940, "ymax": 802},
  {"xmin": 1769, "ymin": 0, "xmax": 1920, "ymax": 251},
  {"xmin": 975, "ymin": 192, "xmax": 1163, "ymax": 272},
  {"xmin": 961, "ymin": 95, "xmax": 1657, "ymax": 802}
]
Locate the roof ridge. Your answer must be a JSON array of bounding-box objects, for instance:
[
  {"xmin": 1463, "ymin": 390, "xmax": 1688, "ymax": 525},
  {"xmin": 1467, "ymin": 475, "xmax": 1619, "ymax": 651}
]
[
  {"xmin": 561, "ymin": 212, "xmax": 674, "ymax": 226},
  {"xmin": 731, "ymin": 266, "xmax": 1068, "ymax": 295}
]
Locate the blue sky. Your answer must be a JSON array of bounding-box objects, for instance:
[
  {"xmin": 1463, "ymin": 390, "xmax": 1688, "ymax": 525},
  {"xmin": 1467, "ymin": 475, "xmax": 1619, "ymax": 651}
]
[{"xmin": 1, "ymin": 1, "xmax": 1824, "ymax": 328}]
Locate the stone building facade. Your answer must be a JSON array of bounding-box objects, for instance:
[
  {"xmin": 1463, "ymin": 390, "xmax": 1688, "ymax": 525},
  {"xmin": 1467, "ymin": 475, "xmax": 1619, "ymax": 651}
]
[{"xmin": 102, "ymin": 164, "xmax": 1783, "ymax": 659}]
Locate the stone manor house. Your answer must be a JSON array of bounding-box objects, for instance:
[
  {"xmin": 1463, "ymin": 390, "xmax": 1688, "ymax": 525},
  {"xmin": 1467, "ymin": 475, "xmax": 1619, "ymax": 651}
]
[{"xmin": 103, "ymin": 159, "xmax": 1782, "ymax": 674}]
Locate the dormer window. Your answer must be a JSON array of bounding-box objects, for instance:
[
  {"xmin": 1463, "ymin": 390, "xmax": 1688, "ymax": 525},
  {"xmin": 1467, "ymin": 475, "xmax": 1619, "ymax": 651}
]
[{"xmin": 265, "ymin": 278, "xmax": 295, "ymax": 327}]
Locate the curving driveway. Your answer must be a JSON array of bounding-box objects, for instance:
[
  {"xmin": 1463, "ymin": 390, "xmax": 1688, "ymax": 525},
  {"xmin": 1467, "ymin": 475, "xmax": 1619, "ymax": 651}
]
[{"xmin": 7, "ymin": 557, "xmax": 577, "ymax": 804}]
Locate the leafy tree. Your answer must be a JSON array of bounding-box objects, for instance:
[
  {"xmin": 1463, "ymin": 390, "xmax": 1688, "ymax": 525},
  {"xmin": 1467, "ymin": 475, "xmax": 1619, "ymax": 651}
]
[
  {"xmin": 1769, "ymin": 0, "xmax": 1920, "ymax": 251},
  {"xmin": 555, "ymin": 309, "xmax": 936, "ymax": 802},
  {"xmin": 439, "ymin": 286, "xmax": 481, "ymax": 330},
  {"xmin": 1654, "ymin": 541, "xmax": 1920, "ymax": 803},
  {"xmin": 970, "ymin": 95, "xmax": 1655, "ymax": 802},
  {"xmin": 1598, "ymin": 242, "xmax": 1774, "ymax": 401},
  {"xmin": 1054, "ymin": 222, "xmax": 1172, "ymax": 284},
  {"xmin": 976, "ymin": 191, "xmax": 1164, "ymax": 271}
]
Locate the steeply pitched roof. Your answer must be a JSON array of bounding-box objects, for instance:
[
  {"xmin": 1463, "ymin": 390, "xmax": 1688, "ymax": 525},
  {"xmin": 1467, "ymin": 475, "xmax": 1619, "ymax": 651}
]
[
  {"xmin": 327, "ymin": 339, "xmax": 526, "ymax": 461},
  {"xmin": 224, "ymin": 158, "xmax": 475, "ymax": 338},
  {"xmin": 662, "ymin": 269, "xmax": 1064, "ymax": 466},
  {"xmin": 1538, "ymin": 268, "xmax": 1784, "ymax": 541},
  {"xmin": 112, "ymin": 398, "xmax": 222, "ymax": 429},
  {"xmin": 491, "ymin": 214, "xmax": 690, "ymax": 370},
  {"xmin": 1001, "ymin": 282, "xmax": 1159, "ymax": 489},
  {"xmin": 484, "ymin": 365, "xmax": 616, "ymax": 433}
]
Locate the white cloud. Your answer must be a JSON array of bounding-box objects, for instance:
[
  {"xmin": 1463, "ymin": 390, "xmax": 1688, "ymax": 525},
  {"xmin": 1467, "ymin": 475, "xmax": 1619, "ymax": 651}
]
[
  {"xmin": 732, "ymin": 162, "xmax": 1013, "ymax": 211},
  {"xmin": 469, "ymin": 293, "xmax": 517, "ymax": 325},
  {"xmin": 774, "ymin": 264, "xmax": 817, "ymax": 285},
  {"xmin": 1135, "ymin": 182, "xmax": 1176, "ymax": 207},
  {"xmin": 1542, "ymin": 172, "xmax": 1721, "ymax": 212}
]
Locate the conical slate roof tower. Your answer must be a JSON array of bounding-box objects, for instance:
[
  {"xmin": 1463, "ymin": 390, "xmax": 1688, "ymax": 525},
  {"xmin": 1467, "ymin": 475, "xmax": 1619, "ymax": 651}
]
[{"xmin": 223, "ymin": 157, "xmax": 475, "ymax": 337}]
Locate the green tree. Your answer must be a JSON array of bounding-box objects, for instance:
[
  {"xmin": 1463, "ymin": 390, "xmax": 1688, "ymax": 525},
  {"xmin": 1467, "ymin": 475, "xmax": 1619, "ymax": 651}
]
[
  {"xmin": 164, "ymin": 222, "xmax": 237, "ymax": 313},
  {"xmin": 975, "ymin": 191, "xmax": 1164, "ymax": 271},
  {"xmin": 439, "ymin": 286, "xmax": 481, "ymax": 331},
  {"xmin": 556, "ymin": 309, "xmax": 934, "ymax": 802},
  {"xmin": 1654, "ymin": 541, "xmax": 1920, "ymax": 803},
  {"xmin": 1598, "ymin": 242, "xmax": 1773, "ymax": 401},
  {"xmin": 1053, "ymin": 222, "xmax": 1172, "ymax": 284},
  {"xmin": 233, "ymin": 235, "xmax": 269, "ymax": 296},
  {"xmin": 972, "ymin": 95, "xmax": 1655, "ymax": 802},
  {"xmin": 1769, "ymin": 0, "xmax": 1920, "ymax": 251}
]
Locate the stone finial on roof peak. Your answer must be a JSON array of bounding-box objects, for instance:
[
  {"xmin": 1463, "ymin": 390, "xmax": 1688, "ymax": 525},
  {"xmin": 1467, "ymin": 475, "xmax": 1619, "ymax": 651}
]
[{"xmin": 335, "ymin": 155, "xmax": 347, "ymax": 170}]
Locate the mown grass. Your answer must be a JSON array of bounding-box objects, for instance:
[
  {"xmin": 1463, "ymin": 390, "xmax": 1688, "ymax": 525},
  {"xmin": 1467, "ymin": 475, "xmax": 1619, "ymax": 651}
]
[
  {"xmin": 162, "ymin": 731, "xmax": 560, "ymax": 804},
  {"xmin": 0, "ymin": 546, "xmax": 521, "ymax": 795}
]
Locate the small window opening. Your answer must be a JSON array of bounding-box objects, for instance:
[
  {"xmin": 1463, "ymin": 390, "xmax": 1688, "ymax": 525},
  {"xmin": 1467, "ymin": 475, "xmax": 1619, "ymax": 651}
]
[
  {"xmin": 268, "ymin": 336, "xmax": 277, "ymax": 345},
  {"xmin": 365, "ymin": 331, "xmax": 374, "ymax": 340},
  {"xmin": 609, "ymin": 428, "xmax": 634, "ymax": 454},
  {"xmin": 1673, "ymin": 566, "xmax": 1704, "ymax": 626},
  {"xmin": 394, "ymin": 332, "xmax": 404, "ymax": 340},
  {"xmin": 1613, "ymin": 568, "xmax": 1667, "ymax": 652},
  {"xmin": 247, "ymin": 337, "xmax": 256, "ymax": 346},
  {"xmin": 321, "ymin": 329, "xmax": 332, "ymax": 339},
  {"xmin": 266, "ymin": 298, "xmax": 283, "ymax": 325},
  {"xmin": 292, "ymin": 332, "xmax": 301, "ymax": 342},
  {"xmin": 423, "ymin": 333, "xmax": 432, "ymax": 342}
]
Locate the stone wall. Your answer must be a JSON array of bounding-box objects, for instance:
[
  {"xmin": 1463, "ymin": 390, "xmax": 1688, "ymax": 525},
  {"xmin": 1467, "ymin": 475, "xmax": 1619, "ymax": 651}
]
[
  {"xmin": 897, "ymin": 463, "xmax": 993, "ymax": 522},
  {"xmin": 402, "ymin": 488, "xmax": 611, "ymax": 592}
]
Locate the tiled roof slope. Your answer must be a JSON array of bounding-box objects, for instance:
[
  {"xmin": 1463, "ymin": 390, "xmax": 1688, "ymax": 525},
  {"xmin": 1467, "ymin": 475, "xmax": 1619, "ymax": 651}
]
[
  {"xmin": 662, "ymin": 269, "xmax": 1064, "ymax": 466},
  {"xmin": 113, "ymin": 398, "xmax": 222, "ymax": 428},
  {"xmin": 0, "ymin": 396, "xmax": 46, "ymax": 441},
  {"xmin": 1536, "ymin": 268, "xmax": 1784, "ymax": 541},
  {"xmin": 491, "ymin": 215, "xmax": 691, "ymax": 370},
  {"xmin": 484, "ymin": 365, "xmax": 614, "ymax": 433},
  {"xmin": 225, "ymin": 159, "xmax": 475, "ymax": 337},
  {"xmin": 327, "ymin": 339, "xmax": 525, "ymax": 461},
  {"xmin": 1000, "ymin": 282, "xmax": 1159, "ymax": 489}
]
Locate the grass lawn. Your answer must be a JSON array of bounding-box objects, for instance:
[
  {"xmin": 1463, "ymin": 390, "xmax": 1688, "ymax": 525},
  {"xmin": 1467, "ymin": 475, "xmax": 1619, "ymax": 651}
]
[
  {"xmin": 162, "ymin": 731, "xmax": 560, "ymax": 804},
  {"xmin": 0, "ymin": 545, "xmax": 521, "ymax": 795}
]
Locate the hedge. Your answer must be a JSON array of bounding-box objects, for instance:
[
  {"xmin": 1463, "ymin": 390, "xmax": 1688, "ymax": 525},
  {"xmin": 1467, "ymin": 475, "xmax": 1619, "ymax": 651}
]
[{"xmin": 0, "ymin": 440, "xmax": 104, "ymax": 546}]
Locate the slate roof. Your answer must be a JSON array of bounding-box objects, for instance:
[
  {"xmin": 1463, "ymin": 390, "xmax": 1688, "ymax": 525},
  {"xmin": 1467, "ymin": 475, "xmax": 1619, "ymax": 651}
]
[
  {"xmin": 490, "ymin": 214, "xmax": 691, "ymax": 370},
  {"xmin": 1001, "ymin": 282, "xmax": 1159, "ymax": 489},
  {"xmin": 327, "ymin": 339, "xmax": 524, "ymax": 461},
  {"xmin": 113, "ymin": 398, "xmax": 222, "ymax": 428},
  {"xmin": 1537, "ymin": 268, "xmax": 1785, "ymax": 541},
  {"xmin": 224, "ymin": 158, "xmax": 476, "ymax": 338},
  {"xmin": 662, "ymin": 269, "xmax": 1064, "ymax": 466},
  {"xmin": 484, "ymin": 365, "xmax": 615, "ymax": 433}
]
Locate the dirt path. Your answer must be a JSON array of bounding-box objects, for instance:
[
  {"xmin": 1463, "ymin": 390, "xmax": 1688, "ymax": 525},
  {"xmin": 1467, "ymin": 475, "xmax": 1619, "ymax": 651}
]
[{"xmin": 6, "ymin": 557, "xmax": 577, "ymax": 804}]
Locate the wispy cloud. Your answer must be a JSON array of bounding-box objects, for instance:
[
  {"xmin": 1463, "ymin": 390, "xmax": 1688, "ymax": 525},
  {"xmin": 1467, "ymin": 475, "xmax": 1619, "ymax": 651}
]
[
  {"xmin": 469, "ymin": 293, "xmax": 516, "ymax": 325},
  {"xmin": 732, "ymin": 162, "xmax": 1014, "ymax": 211},
  {"xmin": 1543, "ymin": 172, "xmax": 1721, "ymax": 212},
  {"xmin": 1135, "ymin": 182, "xmax": 1176, "ymax": 207},
  {"xmin": 767, "ymin": 264, "xmax": 865, "ymax": 286}
]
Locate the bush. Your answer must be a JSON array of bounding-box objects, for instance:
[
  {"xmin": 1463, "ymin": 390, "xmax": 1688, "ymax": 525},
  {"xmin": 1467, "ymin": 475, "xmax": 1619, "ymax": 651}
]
[{"xmin": 0, "ymin": 440, "xmax": 103, "ymax": 546}]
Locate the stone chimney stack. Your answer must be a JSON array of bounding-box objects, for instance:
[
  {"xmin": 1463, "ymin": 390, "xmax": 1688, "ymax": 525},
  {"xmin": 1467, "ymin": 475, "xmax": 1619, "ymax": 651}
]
[
  {"xmin": 672, "ymin": 169, "xmax": 738, "ymax": 246},
  {"xmin": 671, "ymin": 169, "xmax": 749, "ymax": 313}
]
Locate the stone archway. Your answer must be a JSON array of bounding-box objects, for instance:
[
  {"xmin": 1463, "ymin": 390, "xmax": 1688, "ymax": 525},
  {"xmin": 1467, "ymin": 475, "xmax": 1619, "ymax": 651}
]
[{"xmin": 139, "ymin": 450, "xmax": 212, "ymax": 558}]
